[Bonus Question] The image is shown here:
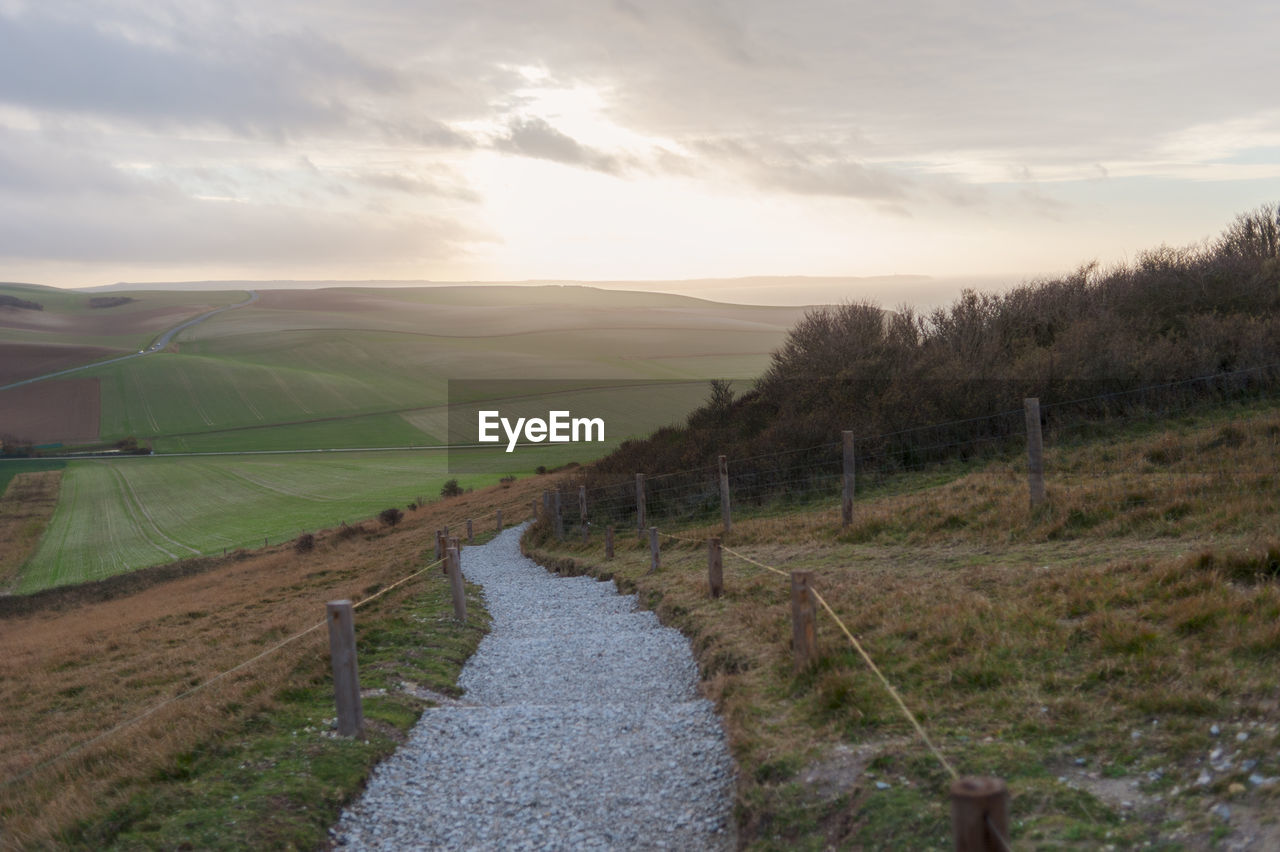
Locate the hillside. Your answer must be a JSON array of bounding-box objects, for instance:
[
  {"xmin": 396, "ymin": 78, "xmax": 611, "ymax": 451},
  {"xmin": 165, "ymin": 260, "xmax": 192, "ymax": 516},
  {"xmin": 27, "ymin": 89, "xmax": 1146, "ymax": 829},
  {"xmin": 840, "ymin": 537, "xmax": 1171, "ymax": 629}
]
[
  {"xmin": 0, "ymin": 285, "xmax": 810, "ymax": 592},
  {"xmin": 528, "ymin": 395, "xmax": 1280, "ymax": 848}
]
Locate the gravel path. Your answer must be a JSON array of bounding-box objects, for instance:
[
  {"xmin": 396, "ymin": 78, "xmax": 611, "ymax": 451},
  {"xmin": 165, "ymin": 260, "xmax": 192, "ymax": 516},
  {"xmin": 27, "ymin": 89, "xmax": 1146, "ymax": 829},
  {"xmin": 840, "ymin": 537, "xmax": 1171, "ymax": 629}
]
[{"xmin": 332, "ymin": 525, "xmax": 736, "ymax": 850}]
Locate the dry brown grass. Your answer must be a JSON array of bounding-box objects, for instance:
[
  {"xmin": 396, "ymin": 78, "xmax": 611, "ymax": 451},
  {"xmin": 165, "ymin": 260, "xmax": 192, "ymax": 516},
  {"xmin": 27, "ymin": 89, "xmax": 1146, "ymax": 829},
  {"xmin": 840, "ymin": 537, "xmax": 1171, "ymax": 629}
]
[
  {"xmin": 0, "ymin": 474, "xmax": 544, "ymax": 848},
  {"xmin": 527, "ymin": 403, "xmax": 1280, "ymax": 847},
  {"xmin": 0, "ymin": 471, "xmax": 61, "ymax": 590}
]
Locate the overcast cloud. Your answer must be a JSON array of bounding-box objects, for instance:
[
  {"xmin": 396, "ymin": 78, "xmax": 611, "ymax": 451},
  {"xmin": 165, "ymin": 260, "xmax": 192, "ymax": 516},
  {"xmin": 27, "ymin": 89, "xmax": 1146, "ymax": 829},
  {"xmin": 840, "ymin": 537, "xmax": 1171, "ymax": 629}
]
[{"xmin": 1, "ymin": 0, "xmax": 1278, "ymax": 289}]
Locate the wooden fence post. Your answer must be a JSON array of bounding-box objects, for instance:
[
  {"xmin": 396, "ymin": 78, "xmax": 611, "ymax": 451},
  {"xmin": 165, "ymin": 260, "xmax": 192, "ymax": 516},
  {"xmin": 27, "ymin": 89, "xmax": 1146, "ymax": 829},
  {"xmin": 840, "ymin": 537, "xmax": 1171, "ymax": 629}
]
[
  {"xmin": 1024, "ymin": 397, "xmax": 1046, "ymax": 508},
  {"xmin": 636, "ymin": 473, "xmax": 647, "ymax": 536},
  {"xmin": 446, "ymin": 544, "xmax": 467, "ymax": 622},
  {"xmin": 708, "ymin": 537, "xmax": 723, "ymax": 598},
  {"xmin": 553, "ymin": 489, "xmax": 565, "ymax": 541},
  {"xmin": 542, "ymin": 490, "xmax": 552, "ymax": 521},
  {"xmin": 790, "ymin": 571, "xmax": 817, "ymax": 670},
  {"xmin": 326, "ymin": 600, "xmax": 363, "ymax": 737},
  {"xmin": 531, "ymin": 498, "xmax": 538, "ymax": 521},
  {"xmin": 842, "ymin": 430, "xmax": 855, "ymax": 527},
  {"xmin": 466, "ymin": 518, "xmax": 473, "ymax": 543},
  {"xmin": 605, "ymin": 525, "xmax": 614, "ymax": 559},
  {"xmin": 496, "ymin": 509, "xmax": 503, "ymax": 533},
  {"xmin": 950, "ymin": 776, "xmax": 1010, "ymax": 851},
  {"xmin": 579, "ymin": 485, "xmax": 588, "ymax": 542},
  {"xmin": 649, "ymin": 526, "xmax": 660, "ymax": 573},
  {"xmin": 435, "ymin": 529, "xmax": 445, "ymax": 570},
  {"xmin": 719, "ymin": 454, "xmax": 732, "ymax": 533}
]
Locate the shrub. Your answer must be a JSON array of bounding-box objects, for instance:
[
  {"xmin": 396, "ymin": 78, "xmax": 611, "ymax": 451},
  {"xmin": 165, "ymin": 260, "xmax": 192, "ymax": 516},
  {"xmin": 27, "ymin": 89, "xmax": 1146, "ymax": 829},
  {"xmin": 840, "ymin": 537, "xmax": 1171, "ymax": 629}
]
[
  {"xmin": 379, "ymin": 507, "xmax": 404, "ymax": 527},
  {"xmin": 440, "ymin": 479, "xmax": 463, "ymax": 498},
  {"xmin": 335, "ymin": 522, "xmax": 364, "ymax": 540},
  {"xmin": 500, "ymin": 475, "xmax": 516, "ymax": 488},
  {"xmin": 293, "ymin": 533, "xmax": 315, "ymax": 554}
]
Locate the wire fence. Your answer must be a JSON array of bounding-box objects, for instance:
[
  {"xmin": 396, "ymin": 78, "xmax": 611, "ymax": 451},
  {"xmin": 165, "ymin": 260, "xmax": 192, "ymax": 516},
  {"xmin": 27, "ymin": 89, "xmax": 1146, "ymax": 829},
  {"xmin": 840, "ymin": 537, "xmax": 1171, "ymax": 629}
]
[{"xmin": 536, "ymin": 362, "xmax": 1280, "ymax": 538}]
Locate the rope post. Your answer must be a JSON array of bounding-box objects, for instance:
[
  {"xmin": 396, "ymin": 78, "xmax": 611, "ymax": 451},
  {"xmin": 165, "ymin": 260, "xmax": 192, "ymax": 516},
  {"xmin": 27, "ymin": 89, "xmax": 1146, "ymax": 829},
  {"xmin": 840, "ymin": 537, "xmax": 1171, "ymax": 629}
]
[
  {"xmin": 553, "ymin": 489, "xmax": 565, "ymax": 541},
  {"xmin": 707, "ymin": 537, "xmax": 723, "ymax": 598},
  {"xmin": 579, "ymin": 485, "xmax": 588, "ymax": 542},
  {"xmin": 542, "ymin": 490, "xmax": 552, "ymax": 521},
  {"xmin": 790, "ymin": 571, "xmax": 817, "ymax": 671},
  {"xmin": 1024, "ymin": 397, "xmax": 1046, "ymax": 508},
  {"xmin": 605, "ymin": 525, "xmax": 615, "ymax": 559},
  {"xmin": 496, "ymin": 508, "xmax": 503, "ymax": 533},
  {"xmin": 841, "ymin": 430, "xmax": 855, "ymax": 527},
  {"xmin": 636, "ymin": 473, "xmax": 647, "ymax": 537},
  {"xmin": 446, "ymin": 543, "xmax": 467, "ymax": 622},
  {"xmin": 531, "ymin": 498, "xmax": 538, "ymax": 521},
  {"xmin": 950, "ymin": 776, "xmax": 1010, "ymax": 851},
  {"xmin": 719, "ymin": 454, "xmax": 732, "ymax": 533},
  {"xmin": 326, "ymin": 600, "xmax": 364, "ymax": 738},
  {"xmin": 435, "ymin": 529, "xmax": 446, "ymax": 572},
  {"xmin": 466, "ymin": 518, "xmax": 473, "ymax": 543},
  {"xmin": 649, "ymin": 526, "xmax": 660, "ymax": 573}
]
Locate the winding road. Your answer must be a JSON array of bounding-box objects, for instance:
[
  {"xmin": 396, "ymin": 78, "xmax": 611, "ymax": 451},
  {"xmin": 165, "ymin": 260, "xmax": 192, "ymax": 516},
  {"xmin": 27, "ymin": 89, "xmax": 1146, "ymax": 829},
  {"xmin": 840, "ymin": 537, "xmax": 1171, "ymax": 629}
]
[{"xmin": 0, "ymin": 290, "xmax": 258, "ymax": 392}]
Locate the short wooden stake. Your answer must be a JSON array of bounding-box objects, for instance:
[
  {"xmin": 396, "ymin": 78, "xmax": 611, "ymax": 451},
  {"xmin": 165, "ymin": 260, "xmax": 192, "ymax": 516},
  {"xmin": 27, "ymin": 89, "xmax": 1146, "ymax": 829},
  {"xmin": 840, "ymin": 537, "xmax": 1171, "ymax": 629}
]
[
  {"xmin": 531, "ymin": 498, "xmax": 538, "ymax": 521},
  {"xmin": 841, "ymin": 430, "xmax": 855, "ymax": 527},
  {"xmin": 437, "ymin": 529, "xmax": 447, "ymax": 573},
  {"xmin": 950, "ymin": 776, "xmax": 1009, "ymax": 852},
  {"xmin": 790, "ymin": 571, "xmax": 817, "ymax": 670},
  {"xmin": 605, "ymin": 525, "xmax": 614, "ymax": 559},
  {"xmin": 553, "ymin": 489, "xmax": 565, "ymax": 541},
  {"xmin": 648, "ymin": 526, "xmax": 660, "ymax": 573},
  {"xmin": 718, "ymin": 454, "xmax": 732, "ymax": 532},
  {"xmin": 326, "ymin": 600, "xmax": 364, "ymax": 737},
  {"xmin": 466, "ymin": 518, "xmax": 473, "ymax": 543},
  {"xmin": 1024, "ymin": 397, "xmax": 1046, "ymax": 508},
  {"xmin": 435, "ymin": 529, "xmax": 444, "ymax": 563},
  {"xmin": 707, "ymin": 537, "xmax": 723, "ymax": 598},
  {"xmin": 446, "ymin": 544, "xmax": 467, "ymax": 622},
  {"xmin": 579, "ymin": 485, "xmax": 588, "ymax": 541},
  {"xmin": 635, "ymin": 473, "xmax": 647, "ymax": 535},
  {"xmin": 496, "ymin": 509, "xmax": 503, "ymax": 533}
]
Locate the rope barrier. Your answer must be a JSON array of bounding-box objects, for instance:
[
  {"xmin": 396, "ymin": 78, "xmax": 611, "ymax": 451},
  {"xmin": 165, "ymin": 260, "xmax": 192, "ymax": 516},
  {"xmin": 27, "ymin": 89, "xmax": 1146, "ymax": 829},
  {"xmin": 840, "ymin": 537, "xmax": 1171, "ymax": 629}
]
[
  {"xmin": 2, "ymin": 554, "xmax": 445, "ymax": 790},
  {"xmin": 653, "ymin": 529, "xmax": 956, "ymax": 781},
  {"xmin": 808, "ymin": 587, "xmax": 958, "ymax": 781}
]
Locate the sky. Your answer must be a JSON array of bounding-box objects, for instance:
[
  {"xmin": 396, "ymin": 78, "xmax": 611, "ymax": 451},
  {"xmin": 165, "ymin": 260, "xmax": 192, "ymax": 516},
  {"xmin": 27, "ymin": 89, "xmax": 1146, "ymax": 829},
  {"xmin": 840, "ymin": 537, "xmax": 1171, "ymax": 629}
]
[{"xmin": 1, "ymin": 0, "xmax": 1279, "ymax": 300}]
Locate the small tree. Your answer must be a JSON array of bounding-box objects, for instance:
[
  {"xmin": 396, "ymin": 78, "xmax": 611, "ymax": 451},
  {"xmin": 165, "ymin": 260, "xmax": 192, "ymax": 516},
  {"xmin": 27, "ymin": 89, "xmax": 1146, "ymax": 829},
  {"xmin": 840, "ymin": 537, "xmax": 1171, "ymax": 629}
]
[
  {"xmin": 440, "ymin": 478, "xmax": 463, "ymax": 498},
  {"xmin": 379, "ymin": 507, "xmax": 404, "ymax": 527},
  {"xmin": 294, "ymin": 532, "xmax": 315, "ymax": 553}
]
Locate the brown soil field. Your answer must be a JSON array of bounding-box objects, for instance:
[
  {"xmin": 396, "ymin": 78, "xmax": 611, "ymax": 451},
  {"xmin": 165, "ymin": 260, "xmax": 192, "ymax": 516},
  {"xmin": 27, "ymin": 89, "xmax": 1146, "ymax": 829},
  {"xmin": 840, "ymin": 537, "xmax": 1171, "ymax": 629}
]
[
  {"xmin": 0, "ymin": 342, "xmax": 121, "ymax": 385},
  {"xmin": 0, "ymin": 378, "xmax": 100, "ymax": 444},
  {"xmin": 0, "ymin": 470, "xmax": 61, "ymax": 590},
  {"xmin": 0, "ymin": 474, "xmax": 543, "ymax": 846},
  {"xmin": 0, "ymin": 301, "xmax": 220, "ymax": 339}
]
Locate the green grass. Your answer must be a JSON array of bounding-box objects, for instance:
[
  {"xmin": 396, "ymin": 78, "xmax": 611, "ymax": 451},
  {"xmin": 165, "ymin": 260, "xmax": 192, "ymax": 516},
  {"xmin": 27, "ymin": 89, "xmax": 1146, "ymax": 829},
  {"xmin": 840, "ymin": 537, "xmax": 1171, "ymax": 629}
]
[
  {"xmin": 61, "ymin": 559, "xmax": 490, "ymax": 850},
  {"xmin": 18, "ymin": 453, "xmax": 497, "ymax": 592}
]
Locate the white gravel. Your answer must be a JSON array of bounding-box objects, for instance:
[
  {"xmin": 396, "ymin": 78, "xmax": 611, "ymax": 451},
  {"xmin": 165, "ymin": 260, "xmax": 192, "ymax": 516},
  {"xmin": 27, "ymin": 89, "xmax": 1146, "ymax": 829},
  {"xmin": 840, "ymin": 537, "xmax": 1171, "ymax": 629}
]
[{"xmin": 332, "ymin": 524, "xmax": 737, "ymax": 850}]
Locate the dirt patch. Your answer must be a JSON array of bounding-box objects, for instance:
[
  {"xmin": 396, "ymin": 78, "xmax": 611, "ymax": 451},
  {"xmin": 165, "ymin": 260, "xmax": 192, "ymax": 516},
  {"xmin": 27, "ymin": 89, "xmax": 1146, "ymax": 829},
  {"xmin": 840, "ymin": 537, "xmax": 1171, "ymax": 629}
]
[
  {"xmin": 0, "ymin": 342, "xmax": 121, "ymax": 385},
  {"xmin": 0, "ymin": 470, "xmax": 61, "ymax": 590},
  {"xmin": 0, "ymin": 378, "xmax": 100, "ymax": 443}
]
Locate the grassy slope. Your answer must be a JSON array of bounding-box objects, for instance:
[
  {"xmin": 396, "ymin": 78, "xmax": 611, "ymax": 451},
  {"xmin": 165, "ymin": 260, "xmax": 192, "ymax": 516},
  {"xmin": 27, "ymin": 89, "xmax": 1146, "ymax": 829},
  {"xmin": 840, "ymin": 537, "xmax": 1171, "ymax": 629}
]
[
  {"xmin": 526, "ymin": 399, "xmax": 1280, "ymax": 849},
  {"xmin": 0, "ymin": 476, "xmax": 543, "ymax": 849}
]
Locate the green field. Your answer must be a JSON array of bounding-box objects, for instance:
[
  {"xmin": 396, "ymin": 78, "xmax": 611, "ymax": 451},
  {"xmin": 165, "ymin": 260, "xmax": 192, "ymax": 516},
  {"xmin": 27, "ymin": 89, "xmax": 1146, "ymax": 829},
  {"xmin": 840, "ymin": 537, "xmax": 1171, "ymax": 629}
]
[{"xmin": 18, "ymin": 452, "xmax": 493, "ymax": 592}]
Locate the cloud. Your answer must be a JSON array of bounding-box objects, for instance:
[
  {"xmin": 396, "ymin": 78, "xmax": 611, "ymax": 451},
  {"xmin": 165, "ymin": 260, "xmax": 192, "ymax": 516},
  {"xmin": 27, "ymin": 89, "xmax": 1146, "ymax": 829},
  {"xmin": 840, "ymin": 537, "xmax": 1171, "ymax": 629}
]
[
  {"xmin": 493, "ymin": 116, "xmax": 632, "ymax": 175},
  {"xmin": 0, "ymin": 6, "xmax": 402, "ymax": 138}
]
